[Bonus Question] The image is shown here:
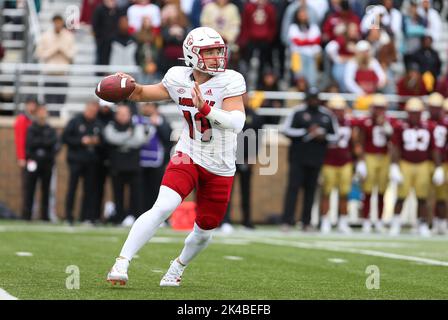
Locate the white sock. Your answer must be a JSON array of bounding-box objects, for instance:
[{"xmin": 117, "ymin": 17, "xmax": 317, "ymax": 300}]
[
  {"xmin": 178, "ymin": 223, "xmax": 213, "ymax": 266},
  {"xmin": 119, "ymin": 186, "xmax": 182, "ymax": 261}
]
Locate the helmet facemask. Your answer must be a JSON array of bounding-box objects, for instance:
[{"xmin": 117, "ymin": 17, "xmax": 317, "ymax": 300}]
[{"xmin": 192, "ymin": 44, "xmax": 227, "ymax": 75}]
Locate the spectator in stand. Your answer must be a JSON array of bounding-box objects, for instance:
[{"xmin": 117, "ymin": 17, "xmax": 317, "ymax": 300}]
[
  {"xmin": 321, "ymin": 0, "xmax": 360, "ymax": 45},
  {"xmin": 104, "ymin": 104, "xmax": 151, "ymax": 226},
  {"xmin": 435, "ymin": 67, "xmax": 448, "ymax": 97},
  {"xmin": 396, "ymin": 62, "xmax": 428, "ymax": 109},
  {"xmin": 418, "ymin": 0, "xmax": 442, "ymax": 42},
  {"xmin": 401, "ymin": 0, "xmax": 427, "ymax": 61},
  {"xmin": 281, "ymin": 0, "xmax": 319, "ymax": 46},
  {"xmin": 257, "ymin": 69, "xmax": 283, "ymax": 124},
  {"xmin": 92, "ymin": 0, "xmax": 122, "ymax": 68},
  {"xmin": 35, "ymin": 14, "xmax": 76, "ymax": 105},
  {"xmin": 0, "ymin": 43, "xmax": 4, "ymax": 61},
  {"xmin": 287, "ymin": 6, "xmax": 321, "ymax": 87},
  {"xmin": 127, "ymin": 0, "xmax": 161, "ymax": 34},
  {"xmin": 239, "ymin": 0, "xmax": 276, "ymax": 87},
  {"xmin": 365, "ymin": 27, "xmax": 397, "ymax": 94},
  {"xmin": 109, "ymin": 15, "xmax": 139, "ymax": 66},
  {"xmin": 360, "ymin": 1, "xmax": 402, "ymax": 39},
  {"xmin": 135, "ymin": 102, "xmax": 173, "ymax": 212},
  {"xmin": 14, "ymin": 97, "xmax": 38, "ymax": 216},
  {"xmin": 189, "ymin": 0, "xmax": 206, "ymax": 28},
  {"xmin": 23, "ymin": 105, "xmax": 58, "ymax": 221},
  {"xmin": 382, "ymin": 0, "xmax": 403, "ymax": 39},
  {"xmin": 62, "ymin": 101, "xmax": 103, "ymax": 225},
  {"xmin": 80, "ymin": 0, "xmax": 103, "ymax": 25},
  {"xmin": 409, "ymin": 34, "xmax": 442, "ymax": 93},
  {"xmin": 325, "ymin": 23, "xmax": 360, "ymax": 92},
  {"xmin": 344, "ymin": 40, "xmax": 386, "ymax": 95},
  {"xmin": 135, "ymin": 16, "xmax": 161, "ymax": 84},
  {"xmin": 159, "ymin": 5, "xmax": 190, "ymax": 74},
  {"xmin": 200, "ymin": 0, "xmax": 241, "ymax": 54},
  {"xmin": 271, "ymin": 0, "xmax": 289, "ymax": 81},
  {"xmin": 286, "ymin": 76, "xmax": 308, "ymax": 108}
]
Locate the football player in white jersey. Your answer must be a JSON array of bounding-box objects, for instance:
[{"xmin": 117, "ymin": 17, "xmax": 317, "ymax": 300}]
[{"xmin": 106, "ymin": 27, "xmax": 246, "ymax": 287}]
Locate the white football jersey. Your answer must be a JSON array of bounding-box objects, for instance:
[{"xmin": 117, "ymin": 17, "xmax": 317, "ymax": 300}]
[{"xmin": 162, "ymin": 66, "xmax": 246, "ymax": 176}]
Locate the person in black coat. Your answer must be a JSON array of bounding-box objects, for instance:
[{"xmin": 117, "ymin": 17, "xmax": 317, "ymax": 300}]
[
  {"xmin": 281, "ymin": 87, "xmax": 339, "ymax": 231},
  {"xmin": 409, "ymin": 35, "xmax": 442, "ymax": 89},
  {"xmin": 62, "ymin": 101, "xmax": 103, "ymax": 224},
  {"xmin": 221, "ymin": 100, "xmax": 264, "ymax": 230},
  {"xmin": 91, "ymin": 0, "xmax": 123, "ymax": 68},
  {"xmin": 23, "ymin": 104, "xmax": 59, "ymax": 221},
  {"xmin": 136, "ymin": 102, "xmax": 173, "ymax": 213},
  {"xmin": 104, "ymin": 104, "xmax": 151, "ymax": 225},
  {"xmin": 94, "ymin": 99, "xmax": 115, "ymax": 223}
]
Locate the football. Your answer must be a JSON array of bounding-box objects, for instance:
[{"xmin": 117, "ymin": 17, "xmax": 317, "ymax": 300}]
[{"xmin": 95, "ymin": 74, "xmax": 136, "ymax": 102}]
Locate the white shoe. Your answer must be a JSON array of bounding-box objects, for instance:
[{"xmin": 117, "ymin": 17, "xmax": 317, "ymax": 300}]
[
  {"xmin": 362, "ymin": 220, "xmax": 372, "ymax": 234},
  {"xmin": 220, "ymin": 223, "xmax": 234, "ymax": 234},
  {"xmin": 320, "ymin": 217, "xmax": 331, "ymax": 234},
  {"xmin": 438, "ymin": 219, "xmax": 448, "ymax": 235},
  {"xmin": 121, "ymin": 215, "xmax": 136, "ymax": 227},
  {"xmin": 160, "ymin": 259, "xmax": 186, "ymax": 287},
  {"xmin": 337, "ymin": 217, "xmax": 352, "ymax": 234},
  {"xmin": 389, "ymin": 216, "xmax": 401, "ymax": 236},
  {"xmin": 107, "ymin": 258, "xmax": 129, "ymax": 286},
  {"xmin": 374, "ymin": 221, "xmax": 386, "ymax": 234},
  {"xmin": 418, "ymin": 223, "xmax": 431, "ymax": 238}
]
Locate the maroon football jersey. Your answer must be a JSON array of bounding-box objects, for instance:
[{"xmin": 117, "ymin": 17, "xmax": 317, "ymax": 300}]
[
  {"xmin": 324, "ymin": 117, "xmax": 353, "ymax": 166},
  {"xmin": 353, "ymin": 116, "xmax": 395, "ymax": 155},
  {"xmin": 392, "ymin": 120, "xmax": 435, "ymax": 163}
]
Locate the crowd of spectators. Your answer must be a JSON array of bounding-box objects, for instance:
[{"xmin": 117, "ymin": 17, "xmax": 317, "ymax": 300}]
[
  {"xmin": 77, "ymin": 0, "xmax": 448, "ymax": 111},
  {"xmin": 1, "ymin": 0, "xmax": 448, "ymax": 109}
]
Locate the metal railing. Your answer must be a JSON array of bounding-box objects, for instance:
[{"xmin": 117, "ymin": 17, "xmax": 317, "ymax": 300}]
[
  {"xmin": 0, "ymin": 0, "xmax": 40, "ymax": 62},
  {"xmin": 0, "ymin": 62, "xmax": 425, "ymax": 121}
]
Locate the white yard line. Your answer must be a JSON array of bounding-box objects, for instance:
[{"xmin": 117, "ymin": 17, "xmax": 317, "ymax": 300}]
[
  {"xmin": 0, "ymin": 288, "xmax": 18, "ymax": 300},
  {"xmin": 15, "ymin": 252, "xmax": 33, "ymax": 257},
  {"xmin": 249, "ymin": 238, "xmax": 448, "ymax": 267},
  {"xmin": 223, "ymin": 256, "xmax": 244, "ymax": 261}
]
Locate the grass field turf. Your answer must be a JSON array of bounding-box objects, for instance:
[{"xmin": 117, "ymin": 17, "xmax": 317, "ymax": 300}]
[{"xmin": 1, "ymin": 220, "xmax": 448, "ymax": 300}]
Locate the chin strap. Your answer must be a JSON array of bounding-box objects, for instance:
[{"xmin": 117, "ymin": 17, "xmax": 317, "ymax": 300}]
[{"xmin": 199, "ymin": 102, "xmax": 245, "ymax": 133}]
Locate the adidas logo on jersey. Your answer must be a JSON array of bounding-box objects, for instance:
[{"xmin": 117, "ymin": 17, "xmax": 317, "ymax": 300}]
[{"xmin": 204, "ymin": 89, "xmax": 213, "ymax": 96}]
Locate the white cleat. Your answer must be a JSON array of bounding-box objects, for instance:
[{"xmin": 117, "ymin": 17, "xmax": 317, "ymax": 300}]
[
  {"xmin": 389, "ymin": 216, "xmax": 401, "ymax": 236},
  {"xmin": 337, "ymin": 217, "xmax": 352, "ymax": 234},
  {"xmin": 438, "ymin": 219, "xmax": 448, "ymax": 235},
  {"xmin": 107, "ymin": 258, "xmax": 129, "ymax": 286},
  {"xmin": 418, "ymin": 223, "xmax": 431, "ymax": 238},
  {"xmin": 160, "ymin": 259, "xmax": 186, "ymax": 287},
  {"xmin": 362, "ymin": 220, "xmax": 372, "ymax": 234},
  {"xmin": 374, "ymin": 221, "xmax": 386, "ymax": 234},
  {"xmin": 320, "ymin": 217, "xmax": 331, "ymax": 234},
  {"xmin": 121, "ymin": 215, "xmax": 136, "ymax": 227},
  {"xmin": 220, "ymin": 223, "xmax": 234, "ymax": 234}
]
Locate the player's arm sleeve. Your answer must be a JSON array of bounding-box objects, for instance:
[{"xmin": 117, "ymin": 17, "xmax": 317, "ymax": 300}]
[
  {"xmin": 62, "ymin": 119, "xmax": 82, "ymax": 147},
  {"xmin": 204, "ymin": 107, "xmax": 246, "ymax": 133}
]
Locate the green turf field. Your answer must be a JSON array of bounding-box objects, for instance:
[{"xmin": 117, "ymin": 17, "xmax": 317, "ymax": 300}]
[{"xmin": 1, "ymin": 220, "xmax": 448, "ymax": 300}]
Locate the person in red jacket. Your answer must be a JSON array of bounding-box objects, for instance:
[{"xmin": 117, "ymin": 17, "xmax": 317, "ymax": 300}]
[
  {"xmin": 397, "ymin": 63, "xmax": 428, "ymax": 109},
  {"xmin": 239, "ymin": 0, "xmax": 277, "ymax": 87},
  {"xmin": 14, "ymin": 97, "xmax": 38, "ymax": 215}
]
